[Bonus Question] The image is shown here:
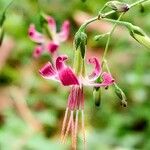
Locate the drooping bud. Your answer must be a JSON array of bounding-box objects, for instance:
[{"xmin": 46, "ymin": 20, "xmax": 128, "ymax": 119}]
[
  {"xmin": 106, "ymin": 1, "xmax": 129, "ymax": 12},
  {"xmin": 93, "ymin": 87, "xmax": 101, "ymax": 107},
  {"xmin": 114, "ymin": 85, "xmax": 127, "ymax": 107},
  {"xmin": 74, "ymin": 31, "xmax": 87, "ymax": 58},
  {"xmin": 103, "ymin": 18, "xmax": 150, "ymax": 50},
  {"xmin": 129, "ymin": 25, "xmax": 150, "ymax": 49},
  {"xmin": 93, "ymin": 76, "xmax": 103, "ymax": 107}
]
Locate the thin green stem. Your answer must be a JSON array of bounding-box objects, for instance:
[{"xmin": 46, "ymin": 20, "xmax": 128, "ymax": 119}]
[
  {"xmin": 130, "ymin": 0, "xmax": 149, "ymax": 8},
  {"xmin": 102, "ymin": 13, "xmax": 124, "ymax": 65},
  {"xmin": 3, "ymin": 0, "xmax": 14, "ymax": 13},
  {"xmin": 77, "ymin": 0, "xmax": 150, "ymax": 32},
  {"xmin": 78, "ymin": 17, "xmax": 98, "ymax": 32}
]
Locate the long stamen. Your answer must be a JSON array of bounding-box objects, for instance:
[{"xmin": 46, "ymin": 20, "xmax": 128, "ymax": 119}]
[
  {"xmin": 63, "ymin": 110, "xmax": 74, "ymax": 144},
  {"xmin": 81, "ymin": 110, "xmax": 86, "ymax": 150},
  {"xmin": 61, "ymin": 107, "xmax": 69, "ymax": 142},
  {"xmin": 74, "ymin": 110, "xmax": 79, "ymax": 150},
  {"xmin": 71, "ymin": 111, "xmax": 75, "ymax": 150}
]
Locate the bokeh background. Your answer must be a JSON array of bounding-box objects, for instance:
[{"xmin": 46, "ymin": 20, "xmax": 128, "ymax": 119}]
[{"xmin": 0, "ymin": 0, "xmax": 150, "ymax": 150}]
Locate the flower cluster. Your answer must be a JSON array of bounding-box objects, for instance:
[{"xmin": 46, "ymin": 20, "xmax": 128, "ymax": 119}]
[
  {"xmin": 28, "ymin": 15, "xmax": 70, "ymax": 58},
  {"xmin": 29, "ymin": 15, "xmax": 114, "ymax": 149}
]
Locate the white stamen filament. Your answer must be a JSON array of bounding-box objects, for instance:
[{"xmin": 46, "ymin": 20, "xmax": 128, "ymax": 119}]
[
  {"xmin": 81, "ymin": 110, "xmax": 86, "ymax": 150},
  {"xmin": 74, "ymin": 110, "xmax": 79, "ymax": 150},
  {"xmin": 62, "ymin": 110, "xmax": 74, "ymax": 144},
  {"xmin": 71, "ymin": 111, "xmax": 75, "ymax": 150},
  {"xmin": 61, "ymin": 107, "xmax": 69, "ymax": 142}
]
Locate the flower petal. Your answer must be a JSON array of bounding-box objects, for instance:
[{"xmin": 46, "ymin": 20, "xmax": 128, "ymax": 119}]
[
  {"xmin": 56, "ymin": 55, "xmax": 79, "ymax": 86},
  {"xmin": 88, "ymin": 57, "xmax": 101, "ymax": 81},
  {"xmin": 33, "ymin": 46, "xmax": 43, "ymax": 58},
  {"xmin": 82, "ymin": 72, "xmax": 114, "ymax": 87},
  {"xmin": 28, "ymin": 24, "xmax": 44, "ymax": 43},
  {"xmin": 59, "ymin": 67, "xmax": 79, "ymax": 86},
  {"xmin": 58, "ymin": 20, "xmax": 70, "ymax": 42},
  {"xmin": 47, "ymin": 42, "xmax": 59, "ymax": 53},
  {"xmin": 101, "ymin": 72, "xmax": 114, "ymax": 86},
  {"xmin": 46, "ymin": 16, "xmax": 56, "ymax": 34},
  {"xmin": 56, "ymin": 55, "xmax": 68, "ymax": 70},
  {"xmin": 39, "ymin": 62, "xmax": 58, "ymax": 81}
]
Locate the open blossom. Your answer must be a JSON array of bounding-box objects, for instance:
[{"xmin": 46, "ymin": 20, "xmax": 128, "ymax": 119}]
[
  {"xmin": 28, "ymin": 16, "xmax": 70, "ymax": 58},
  {"xmin": 39, "ymin": 55, "xmax": 114, "ymax": 149}
]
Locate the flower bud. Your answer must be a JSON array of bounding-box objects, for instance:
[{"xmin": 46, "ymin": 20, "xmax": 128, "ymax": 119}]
[
  {"xmin": 115, "ymin": 85, "xmax": 127, "ymax": 107},
  {"xmin": 130, "ymin": 25, "xmax": 150, "ymax": 49},
  {"xmin": 106, "ymin": 1, "xmax": 129, "ymax": 12},
  {"xmin": 74, "ymin": 31, "xmax": 87, "ymax": 58},
  {"xmin": 93, "ymin": 87, "xmax": 101, "ymax": 107}
]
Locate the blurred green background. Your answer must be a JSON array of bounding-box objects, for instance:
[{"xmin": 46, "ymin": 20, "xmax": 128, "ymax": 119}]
[{"xmin": 0, "ymin": 0, "xmax": 150, "ymax": 150}]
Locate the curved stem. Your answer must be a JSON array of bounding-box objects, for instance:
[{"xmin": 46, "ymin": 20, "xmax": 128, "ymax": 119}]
[
  {"xmin": 130, "ymin": 0, "xmax": 149, "ymax": 8},
  {"xmin": 77, "ymin": 0, "xmax": 150, "ymax": 32},
  {"xmin": 78, "ymin": 17, "xmax": 98, "ymax": 32},
  {"xmin": 102, "ymin": 13, "xmax": 124, "ymax": 66}
]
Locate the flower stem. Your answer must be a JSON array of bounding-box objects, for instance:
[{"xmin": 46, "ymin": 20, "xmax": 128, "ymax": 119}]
[
  {"xmin": 130, "ymin": 0, "xmax": 150, "ymax": 8},
  {"xmin": 77, "ymin": 0, "xmax": 150, "ymax": 32},
  {"xmin": 102, "ymin": 13, "xmax": 124, "ymax": 66}
]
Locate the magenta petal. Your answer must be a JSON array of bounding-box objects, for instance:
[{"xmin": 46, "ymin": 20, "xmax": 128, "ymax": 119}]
[
  {"xmin": 33, "ymin": 46, "xmax": 43, "ymax": 58},
  {"xmin": 56, "ymin": 55, "xmax": 68, "ymax": 71},
  {"xmin": 47, "ymin": 42, "xmax": 59, "ymax": 53},
  {"xmin": 58, "ymin": 67, "xmax": 79, "ymax": 86},
  {"xmin": 55, "ymin": 55, "xmax": 79, "ymax": 86},
  {"xmin": 88, "ymin": 57, "xmax": 101, "ymax": 80},
  {"xmin": 58, "ymin": 20, "xmax": 70, "ymax": 42},
  {"xmin": 46, "ymin": 16, "xmax": 56, "ymax": 34},
  {"xmin": 39, "ymin": 62, "xmax": 58, "ymax": 80},
  {"xmin": 101, "ymin": 72, "xmax": 114, "ymax": 86},
  {"xmin": 28, "ymin": 24, "xmax": 44, "ymax": 43}
]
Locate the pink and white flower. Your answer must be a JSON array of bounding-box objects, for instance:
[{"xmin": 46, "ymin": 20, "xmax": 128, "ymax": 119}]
[
  {"xmin": 28, "ymin": 16, "xmax": 70, "ymax": 58},
  {"xmin": 39, "ymin": 55, "xmax": 114, "ymax": 149}
]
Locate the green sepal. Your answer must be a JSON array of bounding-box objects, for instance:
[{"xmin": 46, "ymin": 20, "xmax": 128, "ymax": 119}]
[
  {"xmin": 114, "ymin": 85, "xmax": 127, "ymax": 107},
  {"xmin": 74, "ymin": 31, "xmax": 87, "ymax": 58}
]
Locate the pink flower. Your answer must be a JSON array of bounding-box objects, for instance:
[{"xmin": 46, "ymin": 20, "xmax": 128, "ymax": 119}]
[
  {"xmin": 28, "ymin": 16, "xmax": 70, "ymax": 58},
  {"xmin": 39, "ymin": 55, "xmax": 114, "ymax": 149},
  {"xmin": 39, "ymin": 55, "xmax": 114, "ymax": 87}
]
